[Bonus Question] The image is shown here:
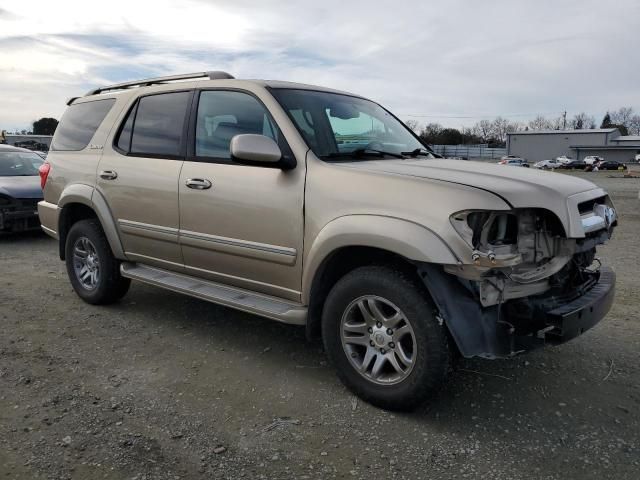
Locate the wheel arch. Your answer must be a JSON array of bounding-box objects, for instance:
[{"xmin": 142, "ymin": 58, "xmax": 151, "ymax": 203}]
[
  {"xmin": 302, "ymin": 215, "xmax": 459, "ymax": 340},
  {"xmin": 57, "ymin": 184, "xmax": 125, "ymax": 260}
]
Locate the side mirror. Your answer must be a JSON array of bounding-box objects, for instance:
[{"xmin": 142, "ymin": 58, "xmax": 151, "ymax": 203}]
[{"xmin": 230, "ymin": 134, "xmax": 282, "ymax": 164}]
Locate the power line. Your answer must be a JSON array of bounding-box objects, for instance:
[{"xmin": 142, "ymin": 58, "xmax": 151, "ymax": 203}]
[{"xmin": 400, "ymin": 112, "xmax": 565, "ymax": 119}]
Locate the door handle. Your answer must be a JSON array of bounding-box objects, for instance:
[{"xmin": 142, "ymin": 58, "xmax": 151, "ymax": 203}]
[
  {"xmin": 185, "ymin": 178, "xmax": 212, "ymax": 190},
  {"xmin": 99, "ymin": 170, "xmax": 118, "ymax": 180}
]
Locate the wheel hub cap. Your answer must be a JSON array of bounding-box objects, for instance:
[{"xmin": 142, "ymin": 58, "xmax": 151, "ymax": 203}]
[
  {"xmin": 72, "ymin": 236, "xmax": 100, "ymax": 291},
  {"xmin": 371, "ymin": 327, "xmax": 391, "ymax": 348},
  {"xmin": 340, "ymin": 295, "xmax": 417, "ymax": 385}
]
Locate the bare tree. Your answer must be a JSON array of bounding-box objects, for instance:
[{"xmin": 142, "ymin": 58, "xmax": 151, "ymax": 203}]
[
  {"xmin": 492, "ymin": 117, "xmax": 513, "ymax": 143},
  {"xmin": 404, "ymin": 119, "xmax": 420, "ymax": 133},
  {"xmin": 570, "ymin": 112, "xmax": 596, "ymax": 130},
  {"xmin": 610, "ymin": 107, "xmax": 634, "ymax": 127},
  {"xmin": 549, "ymin": 116, "xmax": 564, "ymax": 130},
  {"xmin": 627, "ymin": 115, "xmax": 640, "ymax": 135},
  {"xmin": 473, "ymin": 119, "xmax": 493, "ymax": 142},
  {"xmin": 528, "ymin": 115, "xmax": 552, "ymax": 131}
]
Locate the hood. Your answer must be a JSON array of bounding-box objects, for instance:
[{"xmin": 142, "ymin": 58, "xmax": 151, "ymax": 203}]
[
  {"xmin": 0, "ymin": 175, "xmax": 43, "ymax": 199},
  {"xmin": 342, "ymin": 158, "xmax": 599, "ymax": 206},
  {"xmin": 340, "ymin": 158, "xmax": 606, "ymax": 238}
]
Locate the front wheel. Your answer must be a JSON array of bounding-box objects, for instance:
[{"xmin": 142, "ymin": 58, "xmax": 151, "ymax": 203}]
[
  {"xmin": 322, "ymin": 265, "xmax": 451, "ymax": 411},
  {"xmin": 65, "ymin": 219, "xmax": 130, "ymax": 305}
]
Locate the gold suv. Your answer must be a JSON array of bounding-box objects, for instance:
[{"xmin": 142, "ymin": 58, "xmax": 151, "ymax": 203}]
[{"xmin": 39, "ymin": 71, "xmax": 617, "ymax": 410}]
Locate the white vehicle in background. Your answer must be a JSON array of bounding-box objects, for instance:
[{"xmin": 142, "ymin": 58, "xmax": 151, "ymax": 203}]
[
  {"xmin": 584, "ymin": 155, "xmax": 604, "ymax": 165},
  {"xmin": 533, "ymin": 159, "xmax": 562, "ymax": 170},
  {"xmin": 634, "ymin": 154, "xmax": 640, "ymax": 163},
  {"xmin": 555, "ymin": 155, "xmax": 573, "ymax": 165}
]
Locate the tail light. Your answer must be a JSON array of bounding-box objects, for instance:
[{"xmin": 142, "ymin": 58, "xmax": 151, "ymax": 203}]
[{"xmin": 38, "ymin": 162, "xmax": 51, "ymax": 190}]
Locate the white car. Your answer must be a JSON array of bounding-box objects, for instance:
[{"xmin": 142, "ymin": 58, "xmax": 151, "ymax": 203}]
[
  {"xmin": 584, "ymin": 156, "xmax": 603, "ymax": 165},
  {"xmin": 534, "ymin": 160, "xmax": 562, "ymax": 169},
  {"xmin": 555, "ymin": 155, "xmax": 573, "ymax": 165}
]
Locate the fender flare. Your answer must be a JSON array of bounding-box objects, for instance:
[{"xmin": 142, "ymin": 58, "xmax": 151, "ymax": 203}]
[
  {"xmin": 57, "ymin": 184, "xmax": 126, "ymax": 259},
  {"xmin": 301, "ymin": 214, "xmax": 459, "ymax": 303}
]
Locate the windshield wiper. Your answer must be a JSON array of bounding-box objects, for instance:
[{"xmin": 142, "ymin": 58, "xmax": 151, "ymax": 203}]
[
  {"xmin": 401, "ymin": 148, "xmax": 435, "ymax": 157},
  {"xmin": 325, "ymin": 148, "xmax": 407, "ymax": 161}
]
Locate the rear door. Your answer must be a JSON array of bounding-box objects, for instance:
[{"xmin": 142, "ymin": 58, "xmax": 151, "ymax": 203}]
[
  {"xmin": 178, "ymin": 89, "xmax": 305, "ymax": 301},
  {"xmin": 97, "ymin": 90, "xmax": 193, "ymax": 270}
]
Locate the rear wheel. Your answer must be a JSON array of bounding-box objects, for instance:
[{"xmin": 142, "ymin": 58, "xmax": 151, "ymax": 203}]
[
  {"xmin": 65, "ymin": 219, "xmax": 130, "ymax": 304},
  {"xmin": 322, "ymin": 265, "xmax": 451, "ymax": 411}
]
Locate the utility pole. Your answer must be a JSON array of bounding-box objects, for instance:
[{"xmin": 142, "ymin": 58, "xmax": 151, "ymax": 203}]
[{"xmin": 562, "ymin": 111, "xmax": 567, "ymax": 129}]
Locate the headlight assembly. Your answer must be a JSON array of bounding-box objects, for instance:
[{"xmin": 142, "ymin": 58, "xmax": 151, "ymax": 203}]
[{"xmin": 450, "ymin": 210, "xmax": 521, "ymax": 266}]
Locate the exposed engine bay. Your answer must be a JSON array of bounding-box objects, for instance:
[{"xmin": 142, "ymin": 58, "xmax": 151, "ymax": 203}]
[{"xmin": 447, "ymin": 198, "xmax": 617, "ymax": 307}]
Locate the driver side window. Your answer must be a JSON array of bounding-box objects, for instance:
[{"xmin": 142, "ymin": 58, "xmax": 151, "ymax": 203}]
[{"xmin": 195, "ymin": 91, "xmax": 279, "ymax": 161}]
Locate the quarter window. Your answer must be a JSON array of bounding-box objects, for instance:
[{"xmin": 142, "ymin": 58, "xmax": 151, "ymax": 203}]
[
  {"xmin": 51, "ymin": 99, "xmax": 115, "ymax": 151},
  {"xmin": 195, "ymin": 91, "xmax": 279, "ymax": 160}
]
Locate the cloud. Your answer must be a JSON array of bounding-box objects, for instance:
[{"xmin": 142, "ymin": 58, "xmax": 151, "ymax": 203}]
[{"xmin": 1, "ymin": 0, "xmax": 639, "ymax": 130}]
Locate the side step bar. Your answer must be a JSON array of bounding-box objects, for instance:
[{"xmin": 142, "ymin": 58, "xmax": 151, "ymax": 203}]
[{"xmin": 120, "ymin": 263, "xmax": 307, "ymax": 325}]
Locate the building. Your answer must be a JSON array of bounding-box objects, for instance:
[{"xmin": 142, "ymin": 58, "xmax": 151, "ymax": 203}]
[{"xmin": 507, "ymin": 128, "xmax": 640, "ymax": 163}]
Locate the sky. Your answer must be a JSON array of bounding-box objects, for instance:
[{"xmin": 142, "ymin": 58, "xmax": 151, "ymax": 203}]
[{"xmin": 1, "ymin": 0, "xmax": 639, "ymax": 132}]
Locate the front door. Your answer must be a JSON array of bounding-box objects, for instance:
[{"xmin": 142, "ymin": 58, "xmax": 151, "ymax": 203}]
[
  {"xmin": 97, "ymin": 90, "xmax": 192, "ymax": 270},
  {"xmin": 178, "ymin": 89, "xmax": 305, "ymax": 301}
]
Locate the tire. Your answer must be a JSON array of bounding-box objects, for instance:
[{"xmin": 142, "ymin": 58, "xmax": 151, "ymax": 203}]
[
  {"xmin": 65, "ymin": 219, "xmax": 130, "ymax": 305},
  {"xmin": 321, "ymin": 265, "xmax": 451, "ymax": 411}
]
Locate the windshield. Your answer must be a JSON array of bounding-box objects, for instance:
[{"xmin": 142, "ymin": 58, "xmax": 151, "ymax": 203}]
[
  {"xmin": 0, "ymin": 151, "xmax": 44, "ymax": 176},
  {"xmin": 271, "ymin": 89, "xmax": 431, "ymax": 160}
]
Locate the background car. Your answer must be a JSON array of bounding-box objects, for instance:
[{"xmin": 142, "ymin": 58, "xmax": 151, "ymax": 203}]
[
  {"xmin": 597, "ymin": 160, "xmax": 626, "ymax": 171},
  {"xmin": 555, "ymin": 155, "xmax": 573, "ymax": 165},
  {"xmin": 533, "ymin": 159, "xmax": 561, "ymax": 169},
  {"xmin": 584, "ymin": 155, "xmax": 604, "ymax": 165},
  {"xmin": 498, "ymin": 158, "xmax": 529, "ymax": 167},
  {"xmin": 560, "ymin": 160, "xmax": 587, "ymax": 170},
  {"xmin": 0, "ymin": 144, "xmax": 44, "ymax": 232}
]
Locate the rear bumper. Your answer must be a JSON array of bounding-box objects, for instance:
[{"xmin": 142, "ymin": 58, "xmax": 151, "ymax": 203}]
[{"xmin": 37, "ymin": 200, "xmax": 59, "ymax": 239}]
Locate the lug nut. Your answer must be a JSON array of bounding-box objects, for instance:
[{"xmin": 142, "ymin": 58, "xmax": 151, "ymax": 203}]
[
  {"xmin": 380, "ymin": 348, "xmax": 386, "ymax": 354},
  {"xmin": 389, "ymin": 342, "xmax": 395, "ymax": 348},
  {"xmin": 367, "ymin": 327, "xmax": 373, "ymax": 333},
  {"xmin": 386, "ymin": 328, "xmax": 393, "ymax": 335},
  {"xmin": 376, "ymin": 322, "xmax": 382, "ymax": 328},
  {"xmin": 370, "ymin": 340, "xmax": 375, "ymax": 347}
]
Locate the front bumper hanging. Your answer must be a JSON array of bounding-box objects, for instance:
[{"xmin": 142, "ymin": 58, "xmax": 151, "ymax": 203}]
[{"xmin": 419, "ymin": 264, "xmax": 616, "ymax": 359}]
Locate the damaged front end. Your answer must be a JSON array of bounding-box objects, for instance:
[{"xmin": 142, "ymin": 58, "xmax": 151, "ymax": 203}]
[
  {"xmin": 419, "ymin": 198, "xmax": 617, "ymax": 358},
  {"xmin": 0, "ymin": 196, "xmax": 42, "ymax": 233}
]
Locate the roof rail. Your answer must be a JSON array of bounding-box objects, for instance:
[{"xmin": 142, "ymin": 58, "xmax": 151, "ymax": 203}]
[{"xmin": 85, "ymin": 71, "xmax": 235, "ymax": 96}]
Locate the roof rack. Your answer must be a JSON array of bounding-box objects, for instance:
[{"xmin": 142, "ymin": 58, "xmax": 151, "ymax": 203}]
[{"xmin": 85, "ymin": 71, "xmax": 235, "ymax": 96}]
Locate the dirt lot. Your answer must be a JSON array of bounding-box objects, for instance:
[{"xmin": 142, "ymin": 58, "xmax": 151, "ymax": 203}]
[{"xmin": 1, "ymin": 172, "xmax": 639, "ymax": 480}]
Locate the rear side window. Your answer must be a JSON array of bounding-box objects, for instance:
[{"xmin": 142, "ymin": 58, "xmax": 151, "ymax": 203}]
[
  {"xmin": 51, "ymin": 99, "xmax": 115, "ymax": 151},
  {"xmin": 119, "ymin": 91, "xmax": 190, "ymax": 158}
]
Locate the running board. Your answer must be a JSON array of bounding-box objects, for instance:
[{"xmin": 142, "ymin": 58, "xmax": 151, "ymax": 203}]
[{"xmin": 120, "ymin": 263, "xmax": 307, "ymax": 325}]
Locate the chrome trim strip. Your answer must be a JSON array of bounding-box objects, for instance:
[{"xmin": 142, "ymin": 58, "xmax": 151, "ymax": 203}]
[
  {"xmin": 118, "ymin": 219, "xmax": 178, "ymax": 235},
  {"xmin": 179, "ymin": 230, "xmax": 297, "ymax": 258}
]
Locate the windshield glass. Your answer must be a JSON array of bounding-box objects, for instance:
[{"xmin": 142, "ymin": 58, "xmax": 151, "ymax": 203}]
[
  {"xmin": 0, "ymin": 151, "xmax": 44, "ymax": 176},
  {"xmin": 271, "ymin": 89, "xmax": 430, "ymax": 160}
]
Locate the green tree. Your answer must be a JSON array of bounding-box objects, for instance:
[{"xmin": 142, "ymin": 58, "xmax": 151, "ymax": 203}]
[{"xmin": 33, "ymin": 117, "xmax": 59, "ymax": 135}]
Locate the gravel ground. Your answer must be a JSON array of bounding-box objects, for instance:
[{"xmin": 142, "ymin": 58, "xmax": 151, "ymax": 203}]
[{"xmin": 1, "ymin": 172, "xmax": 639, "ymax": 480}]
